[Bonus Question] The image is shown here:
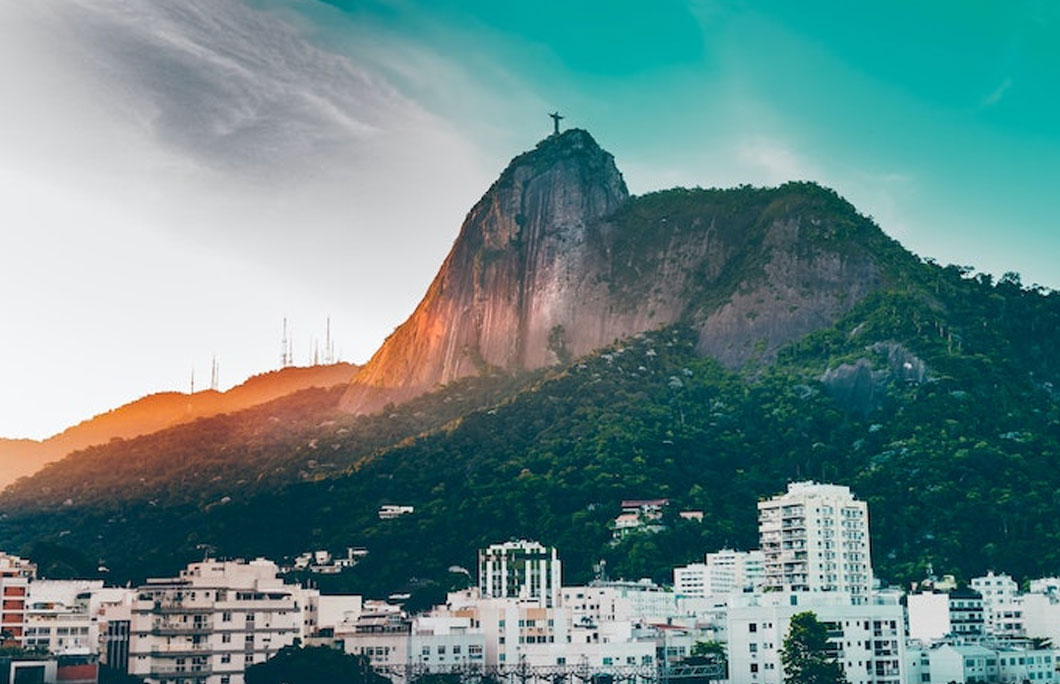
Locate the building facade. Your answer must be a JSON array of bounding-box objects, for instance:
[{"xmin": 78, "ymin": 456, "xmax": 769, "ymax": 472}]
[
  {"xmin": 126, "ymin": 559, "xmax": 316, "ymax": 684},
  {"xmin": 971, "ymin": 572, "xmax": 1024, "ymax": 637},
  {"xmin": 673, "ymin": 549, "xmax": 765, "ymax": 597},
  {"xmin": 478, "ymin": 541, "xmax": 561, "ymax": 608},
  {"xmin": 758, "ymin": 482, "xmax": 872, "ymax": 602},
  {"xmin": 727, "ymin": 593, "xmax": 904, "ymax": 684},
  {"xmin": 0, "ymin": 552, "xmax": 37, "ymax": 647}
]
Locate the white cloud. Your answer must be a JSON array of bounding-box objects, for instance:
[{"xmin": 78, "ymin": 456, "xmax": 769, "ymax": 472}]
[
  {"xmin": 0, "ymin": 0, "xmax": 495, "ymax": 439},
  {"xmin": 735, "ymin": 136, "xmax": 820, "ymax": 185}
]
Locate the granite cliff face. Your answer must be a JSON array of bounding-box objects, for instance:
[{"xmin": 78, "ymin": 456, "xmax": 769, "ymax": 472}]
[
  {"xmin": 341, "ymin": 129, "xmax": 906, "ymax": 413},
  {"xmin": 341, "ymin": 129, "xmax": 629, "ymax": 411}
]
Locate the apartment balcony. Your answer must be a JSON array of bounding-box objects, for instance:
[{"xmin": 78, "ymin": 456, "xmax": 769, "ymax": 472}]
[
  {"xmin": 150, "ymin": 602, "xmax": 214, "ymax": 614},
  {"xmin": 149, "ymin": 665, "xmax": 211, "ymax": 679},
  {"xmin": 152, "ymin": 622, "xmax": 212, "ymax": 635},
  {"xmin": 149, "ymin": 643, "xmax": 213, "ymax": 656}
]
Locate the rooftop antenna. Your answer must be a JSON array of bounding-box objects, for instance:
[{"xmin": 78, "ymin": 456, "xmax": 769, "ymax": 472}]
[
  {"xmin": 549, "ymin": 111, "xmax": 564, "ymax": 136},
  {"xmin": 210, "ymin": 356, "xmax": 219, "ymax": 391}
]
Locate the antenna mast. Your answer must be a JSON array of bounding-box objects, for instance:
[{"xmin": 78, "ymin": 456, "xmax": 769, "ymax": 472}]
[
  {"xmin": 210, "ymin": 356, "xmax": 219, "ymax": 391},
  {"xmin": 281, "ymin": 317, "xmax": 292, "ymax": 368},
  {"xmin": 325, "ymin": 316, "xmax": 333, "ymax": 365}
]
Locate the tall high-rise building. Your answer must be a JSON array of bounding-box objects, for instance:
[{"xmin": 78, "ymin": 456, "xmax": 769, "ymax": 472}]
[
  {"xmin": 478, "ymin": 541, "xmax": 561, "ymax": 608},
  {"xmin": 758, "ymin": 482, "xmax": 872, "ymax": 602}
]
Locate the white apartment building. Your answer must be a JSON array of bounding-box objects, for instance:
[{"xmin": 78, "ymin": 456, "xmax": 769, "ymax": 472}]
[
  {"xmin": 971, "ymin": 571, "xmax": 1024, "ymax": 637},
  {"xmin": 0, "ymin": 552, "xmax": 37, "ymax": 647},
  {"xmin": 923, "ymin": 643, "xmax": 1059, "ymax": 683},
  {"xmin": 673, "ymin": 549, "xmax": 765, "ymax": 597},
  {"xmin": 672, "ymin": 565, "xmax": 711, "ymax": 598},
  {"xmin": 727, "ymin": 592, "xmax": 904, "ymax": 684},
  {"xmin": 343, "ymin": 612, "xmax": 490, "ymax": 673},
  {"xmin": 906, "ymin": 592, "xmax": 950, "ymax": 643},
  {"xmin": 23, "ymin": 581, "xmax": 102, "ymax": 655},
  {"xmin": 521, "ymin": 636, "xmax": 656, "ymax": 669},
  {"xmin": 127, "ymin": 558, "xmax": 318, "ymax": 684},
  {"xmin": 993, "ymin": 646, "xmax": 1060, "ymax": 683},
  {"xmin": 907, "ymin": 588, "xmax": 985, "ymax": 643},
  {"xmin": 442, "ymin": 590, "xmax": 570, "ymax": 666},
  {"xmin": 341, "ymin": 613, "xmax": 411, "ymax": 668},
  {"xmin": 707, "ymin": 549, "xmax": 765, "ymax": 594},
  {"xmin": 587, "ymin": 579, "xmax": 676, "ymax": 621},
  {"xmin": 560, "ymin": 586, "xmax": 633, "ymax": 625},
  {"xmin": 1028, "ymin": 577, "xmax": 1060, "ymax": 596},
  {"xmin": 1023, "ymin": 592, "xmax": 1060, "ymax": 646},
  {"xmin": 758, "ymin": 482, "xmax": 872, "ymax": 602},
  {"xmin": 478, "ymin": 541, "xmax": 561, "ymax": 608},
  {"xmin": 408, "ymin": 616, "xmax": 486, "ymax": 669},
  {"xmin": 315, "ymin": 594, "xmax": 363, "ymax": 633},
  {"xmin": 926, "ymin": 644, "xmax": 998, "ymax": 683}
]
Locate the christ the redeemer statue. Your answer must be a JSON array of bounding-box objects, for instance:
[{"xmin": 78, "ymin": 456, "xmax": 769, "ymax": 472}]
[{"xmin": 549, "ymin": 111, "xmax": 564, "ymax": 135}]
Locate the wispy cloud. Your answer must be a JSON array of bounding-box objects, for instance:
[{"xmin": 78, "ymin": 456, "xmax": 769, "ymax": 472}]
[
  {"xmin": 982, "ymin": 76, "xmax": 1013, "ymax": 106},
  {"xmin": 735, "ymin": 137, "xmax": 820, "ymax": 185},
  {"xmin": 0, "ymin": 0, "xmax": 495, "ymax": 438}
]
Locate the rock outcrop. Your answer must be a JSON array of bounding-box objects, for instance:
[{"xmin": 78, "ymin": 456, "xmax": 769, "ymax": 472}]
[{"xmin": 342, "ymin": 129, "xmax": 910, "ymax": 413}]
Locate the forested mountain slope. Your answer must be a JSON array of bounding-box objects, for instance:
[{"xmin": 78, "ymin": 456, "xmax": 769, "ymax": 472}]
[{"xmin": 2, "ymin": 260, "xmax": 1057, "ymax": 593}]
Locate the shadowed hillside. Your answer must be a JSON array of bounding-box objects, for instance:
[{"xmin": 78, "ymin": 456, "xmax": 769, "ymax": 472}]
[{"xmin": 0, "ymin": 363, "xmax": 359, "ymax": 489}]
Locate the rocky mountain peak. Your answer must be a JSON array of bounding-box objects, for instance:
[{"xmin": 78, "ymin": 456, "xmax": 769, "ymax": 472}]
[
  {"xmin": 341, "ymin": 132, "xmax": 904, "ymax": 414},
  {"xmin": 463, "ymin": 128, "xmax": 629, "ymax": 252}
]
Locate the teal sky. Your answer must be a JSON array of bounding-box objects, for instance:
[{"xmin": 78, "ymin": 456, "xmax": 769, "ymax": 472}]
[{"xmin": 292, "ymin": 0, "xmax": 1060, "ymax": 287}]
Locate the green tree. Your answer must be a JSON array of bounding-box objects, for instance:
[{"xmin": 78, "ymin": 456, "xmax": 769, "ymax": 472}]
[
  {"xmin": 99, "ymin": 666, "xmax": 147, "ymax": 684},
  {"xmin": 685, "ymin": 640, "xmax": 727, "ymax": 679},
  {"xmin": 780, "ymin": 612, "xmax": 848, "ymax": 684},
  {"xmin": 244, "ymin": 645, "xmax": 388, "ymax": 684},
  {"xmin": 690, "ymin": 640, "xmax": 726, "ymax": 661}
]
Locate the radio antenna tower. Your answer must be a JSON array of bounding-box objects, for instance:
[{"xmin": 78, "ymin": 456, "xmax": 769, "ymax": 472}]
[
  {"xmin": 281, "ymin": 317, "xmax": 293, "ymax": 368},
  {"xmin": 190, "ymin": 367, "xmax": 195, "ymax": 394},
  {"xmin": 210, "ymin": 356, "xmax": 219, "ymax": 391},
  {"xmin": 324, "ymin": 316, "xmax": 334, "ymax": 365}
]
